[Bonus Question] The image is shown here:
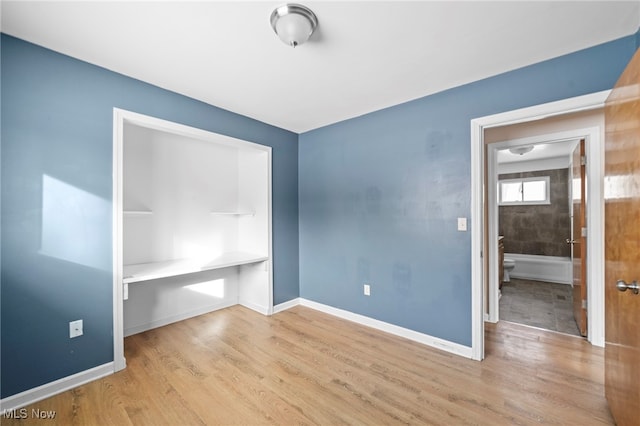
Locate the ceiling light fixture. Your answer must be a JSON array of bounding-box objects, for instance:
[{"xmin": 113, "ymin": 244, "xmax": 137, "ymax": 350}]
[
  {"xmin": 270, "ymin": 3, "xmax": 318, "ymax": 48},
  {"xmin": 509, "ymin": 145, "xmax": 534, "ymax": 155}
]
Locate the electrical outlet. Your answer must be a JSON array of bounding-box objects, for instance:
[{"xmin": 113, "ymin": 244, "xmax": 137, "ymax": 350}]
[
  {"xmin": 457, "ymin": 217, "xmax": 467, "ymax": 231},
  {"xmin": 69, "ymin": 320, "xmax": 83, "ymax": 338},
  {"xmin": 364, "ymin": 284, "xmax": 371, "ymax": 296}
]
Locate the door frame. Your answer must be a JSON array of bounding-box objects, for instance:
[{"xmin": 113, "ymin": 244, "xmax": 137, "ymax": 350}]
[{"xmin": 470, "ymin": 90, "xmax": 610, "ymax": 359}]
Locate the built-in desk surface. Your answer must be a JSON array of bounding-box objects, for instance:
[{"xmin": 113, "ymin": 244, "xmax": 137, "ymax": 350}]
[{"xmin": 123, "ymin": 252, "xmax": 268, "ymax": 284}]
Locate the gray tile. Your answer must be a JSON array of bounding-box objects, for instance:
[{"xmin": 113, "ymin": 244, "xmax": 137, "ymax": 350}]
[{"xmin": 499, "ymin": 279, "xmax": 582, "ymax": 337}]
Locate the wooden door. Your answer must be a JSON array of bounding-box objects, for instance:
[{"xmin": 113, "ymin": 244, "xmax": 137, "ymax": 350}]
[
  {"xmin": 604, "ymin": 47, "xmax": 640, "ymax": 426},
  {"xmin": 571, "ymin": 139, "xmax": 587, "ymax": 336}
]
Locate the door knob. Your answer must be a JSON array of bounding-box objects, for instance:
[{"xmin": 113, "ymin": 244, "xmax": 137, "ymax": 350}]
[
  {"xmin": 616, "ymin": 279, "xmax": 639, "ymax": 295},
  {"xmin": 566, "ymin": 239, "xmax": 577, "ymax": 245}
]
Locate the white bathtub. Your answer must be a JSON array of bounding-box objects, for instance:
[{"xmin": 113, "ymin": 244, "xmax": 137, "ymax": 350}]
[{"xmin": 505, "ymin": 253, "xmax": 572, "ymax": 285}]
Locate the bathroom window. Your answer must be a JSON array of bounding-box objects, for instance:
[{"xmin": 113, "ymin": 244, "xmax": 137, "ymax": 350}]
[{"xmin": 499, "ymin": 176, "xmax": 550, "ymax": 206}]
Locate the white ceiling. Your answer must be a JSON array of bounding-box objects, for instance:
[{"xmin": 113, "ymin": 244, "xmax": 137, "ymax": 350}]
[
  {"xmin": 2, "ymin": 1, "xmax": 639, "ymax": 133},
  {"xmin": 497, "ymin": 139, "xmax": 579, "ymax": 164}
]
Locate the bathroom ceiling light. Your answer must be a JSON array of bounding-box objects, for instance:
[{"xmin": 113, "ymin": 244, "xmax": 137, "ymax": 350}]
[
  {"xmin": 270, "ymin": 3, "xmax": 318, "ymax": 47},
  {"xmin": 509, "ymin": 145, "xmax": 534, "ymax": 155}
]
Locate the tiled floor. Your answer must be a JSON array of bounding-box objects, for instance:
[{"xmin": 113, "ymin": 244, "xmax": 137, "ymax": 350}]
[{"xmin": 499, "ymin": 278, "xmax": 582, "ymax": 337}]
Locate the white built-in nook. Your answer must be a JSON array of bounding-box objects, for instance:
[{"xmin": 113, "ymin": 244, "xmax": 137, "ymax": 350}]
[{"xmin": 113, "ymin": 109, "xmax": 272, "ymax": 367}]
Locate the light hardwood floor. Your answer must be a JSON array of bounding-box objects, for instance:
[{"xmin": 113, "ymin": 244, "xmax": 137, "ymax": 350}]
[{"xmin": 3, "ymin": 305, "xmax": 613, "ymax": 425}]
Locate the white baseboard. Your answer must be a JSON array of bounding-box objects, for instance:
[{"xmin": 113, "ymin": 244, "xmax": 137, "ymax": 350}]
[
  {"xmin": 506, "ymin": 253, "xmax": 572, "ymax": 284},
  {"xmin": 272, "ymin": 297, "xmax": 301, "ymax": 314},
  {"xmin": 0, "ymin": 362, "xmax": 113, "ymax": 412},
  {"xmin": 2, "ymin": 297, "xmax": 472, "ymax": 412},
  {"xmin": 238, "ymin": 300, "xmax": 271, "ymax": 315},
  {"xmin": 297, "ymin": 299, "xmax": 473, "ymax": 359},
  {"xmin": 124, "ymin": 300, "xmax": 237, "ymax": 336}
]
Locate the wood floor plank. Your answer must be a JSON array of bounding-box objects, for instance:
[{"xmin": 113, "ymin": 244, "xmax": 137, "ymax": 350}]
[{"xmin": 2, "ymin": 305, "xmax": 614, "ymax": 425}]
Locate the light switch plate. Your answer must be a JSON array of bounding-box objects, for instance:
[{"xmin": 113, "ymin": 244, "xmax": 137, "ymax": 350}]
[{"xmin": 457, "ymin": 217, "xmax": 467, "ymax": 231}]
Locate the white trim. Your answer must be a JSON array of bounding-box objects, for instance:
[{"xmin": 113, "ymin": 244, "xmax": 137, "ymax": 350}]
[
  {"xmin": 112, "ymin": 109, "xmax": 126, "ymax": 371},
  {"xmin": 475, "ymin": 90, "xmax": 611, "ymax": 129},
  {"xmin": 585, "ymin": 124, "xmax": 605, "ymax": 348},
  {"xmin": 266, "ymin": 148, "xmax": 274, "ymax": 316},
  {"xmin": 238, "ymin": 300, "xmax": 271, "ymax": 316},
  {"xmin": 498, "ymin": 176, "xmax": 551, "ymax": 206},
  {"xmin": 272, "ymin": 297, "xmax": 301, "ymax": 313},
  {"xmin": 471, "ymin": 90, "xmax": 610, "ymax": 355},
  {"xmin": 267, "ymin": 297, "xmax": 473, "ymax": 358},
  {"xmin": 0, "ymin": 363, "xmax": 113, "ymax": 412},
  {"xmin": 114, "ymin": 109, "xmax": 270, "ymax": 152},
  {"xmin": 486, "ymin": 146, "xmax": 499, "ymax": 324},
  {"xmin": 299, "ymin": 299, "xmax": 473, "ymax": 359},
  {"xmin": 470, "ymin": 116, "xmax": 485, "ymax": 359}
]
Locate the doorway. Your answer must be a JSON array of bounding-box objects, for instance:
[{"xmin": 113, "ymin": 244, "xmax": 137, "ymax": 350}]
[
  {"xmin": 470, "ymin": 91, "xmax": 610, "ymax": 360},
  {"xmin": 490, "ymin": 137, "xmax": 581, "ymax": 336}
]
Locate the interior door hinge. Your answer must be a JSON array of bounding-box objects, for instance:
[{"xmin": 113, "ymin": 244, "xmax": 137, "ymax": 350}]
[
  {"xmin": 581, "ymin": 227, "xmax": 587, "ymax": 238},
  {"xmin": 582, "ymin": 299, "xmax": 587, "ymax": 310},
  {"xmin": 580, "ymin": 155, "xmax": 586, "ymax": 166}
]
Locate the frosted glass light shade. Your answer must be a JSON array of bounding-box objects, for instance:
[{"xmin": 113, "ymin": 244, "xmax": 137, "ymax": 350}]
[
  {"xmin": 270, "ymin": 4, "xmax": 318, "ymax": 47},
  {"xmin": 275, "ymin": 13, "xmax": 312, "ymax": 46},
  {"xmin": 509, "ymin": 145, "xmax": 534, "ymax": 155}
]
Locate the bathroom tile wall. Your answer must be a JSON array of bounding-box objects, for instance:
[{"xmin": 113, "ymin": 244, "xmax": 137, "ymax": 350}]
[{"xmin": 499, "ymin": 168, "xmax": 570, "ymax": 257}]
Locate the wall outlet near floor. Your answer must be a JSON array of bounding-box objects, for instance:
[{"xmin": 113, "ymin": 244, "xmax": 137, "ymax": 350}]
[
  {"xmin": 69, "ymin": 319, "xmax": 83, "ymax": 338},
  {"xmin": 364, "ymin": 284, "xmax": 371, "ymax": 296}
]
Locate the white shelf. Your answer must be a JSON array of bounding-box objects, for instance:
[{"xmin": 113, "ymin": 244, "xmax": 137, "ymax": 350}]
[
  {"xmin": 210, "ymin": 211, "xmax": 255, "ymax": 216},
  {"xmin": 123, "ymin": 252, "xmax": 268, "ymax": 284},
  {"xmin": 124, "ymin": 210, "xmax": 153, "ymax": 216}
]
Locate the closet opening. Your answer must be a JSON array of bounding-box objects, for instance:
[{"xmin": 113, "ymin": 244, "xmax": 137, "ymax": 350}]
[{"xmin": 112, "ymin": 109, "xmax": 273, "ymax": 371}]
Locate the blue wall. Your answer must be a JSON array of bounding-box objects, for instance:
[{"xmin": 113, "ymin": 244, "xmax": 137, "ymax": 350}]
[
  {"xmin": 0, "ymin": 34, "xmax": 299, "ymax": 398},
  {"xmin": 2, "ymin": 29, "xmax": 638, "ymax": 400},
  {"xmin": 299, "ymin": 35, "xmax": 638, "ymax": 347}
]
